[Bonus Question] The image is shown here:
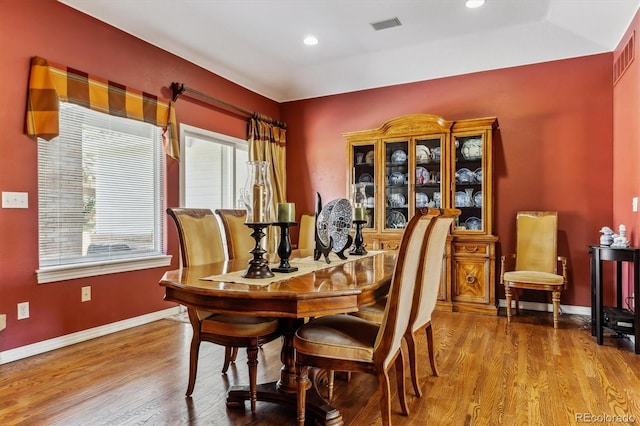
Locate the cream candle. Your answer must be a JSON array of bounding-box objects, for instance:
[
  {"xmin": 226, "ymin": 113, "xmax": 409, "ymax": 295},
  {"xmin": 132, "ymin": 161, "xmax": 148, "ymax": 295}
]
[
  {"xmin": 354, "ymin": 206, "xmax": 366, "ymax": 221},
  {"xmin": 277, "ymin": 202, "xmax": 295, "ymax": 223}
]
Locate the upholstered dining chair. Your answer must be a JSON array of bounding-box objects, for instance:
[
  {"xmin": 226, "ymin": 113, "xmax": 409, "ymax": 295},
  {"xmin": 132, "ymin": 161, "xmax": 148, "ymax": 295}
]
[
  {"xmin": 166, "ymin": 208, "xmax": 283, "ymax": 411},
  {"xmin": 347, "ymin": 208, "xmax": 457, "ymax": 397},
  {"xmin": 214, "ymin": 209, "xmax": 256, "ymax": 261},
  {"xmin": 404, "ymin": 209, "xmax": 458, "ymax": 397},
  {"xmin": 293, "ymin": 208, "xmax": 438, "ymax": 426},
  {"xmin": 297, "ymin": 213, "xmax": 316, "ymax": 250},
  {"xmin": 501, "ymin": 211, "xmax": 568, "ymax": 329}
]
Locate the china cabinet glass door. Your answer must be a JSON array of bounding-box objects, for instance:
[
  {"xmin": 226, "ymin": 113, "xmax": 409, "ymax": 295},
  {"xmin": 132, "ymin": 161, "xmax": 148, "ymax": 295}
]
[
  {"xmin": 351, "ymin": 143, "xmax": 376, "ymax": 229},
  {"xmin": 453, "ymin": 134, "xmax": 484, "ymax": 231},
  {"xmin": 383, "ymin": 139, "xmax": 409, "ymax": 230},
  {"xmin": 415, "ymin": 137, "xmax": 443, "ymax": 211}
]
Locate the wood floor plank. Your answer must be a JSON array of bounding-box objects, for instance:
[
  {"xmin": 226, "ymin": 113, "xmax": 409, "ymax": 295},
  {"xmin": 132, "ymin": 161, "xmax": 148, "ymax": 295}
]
[{"xmin": 1, "ymin": 310, "xmax": 640, "ymax": 425}]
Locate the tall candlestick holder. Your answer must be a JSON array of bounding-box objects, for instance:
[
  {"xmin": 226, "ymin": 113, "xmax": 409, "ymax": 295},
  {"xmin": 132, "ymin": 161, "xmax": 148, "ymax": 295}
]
[
  {"xmin": 272, "ymin": 222, "xmax": 298, "ymax": 273},
  {"xmin": 349, "ymin": 219, "xmax": 367, "ymax": 255},
  {"xmin": 242, "ymin": 223, "xmax": 274, "ymax": 279}
]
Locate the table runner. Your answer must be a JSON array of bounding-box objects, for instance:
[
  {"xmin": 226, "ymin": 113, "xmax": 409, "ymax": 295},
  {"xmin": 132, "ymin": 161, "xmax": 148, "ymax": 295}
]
[{"xmin": 200, "ymin": 250, "xmax": 384, "ymax": 286}]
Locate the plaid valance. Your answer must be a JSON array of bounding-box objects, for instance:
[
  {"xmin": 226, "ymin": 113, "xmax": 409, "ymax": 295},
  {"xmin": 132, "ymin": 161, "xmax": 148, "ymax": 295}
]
[{"xmin": 25, "ymin": 56, "xmax": 179, "ymax": 160}]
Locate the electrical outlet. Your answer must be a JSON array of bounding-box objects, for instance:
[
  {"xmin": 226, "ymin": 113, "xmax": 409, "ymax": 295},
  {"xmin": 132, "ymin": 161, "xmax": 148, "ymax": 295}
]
[
  {"xmin": 17, "ymin": 302, "xmax": 29, "ymax": 320},
  {"xmin": 81, "ymin": 286, "xmax": 91, "ymax": 302},
  {"xmin": 2, "ymin": 192, "xmax": 28, "ymax": 209},
  {"xmin": 633, "ymin": 197, "xmax": 638, "ymax": 212}
]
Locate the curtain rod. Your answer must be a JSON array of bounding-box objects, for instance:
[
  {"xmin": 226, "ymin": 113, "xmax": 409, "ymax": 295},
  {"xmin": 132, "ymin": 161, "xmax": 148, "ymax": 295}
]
[{"xmin": 171, "ymin": 82, "xmax": 253, "ymax": 119}]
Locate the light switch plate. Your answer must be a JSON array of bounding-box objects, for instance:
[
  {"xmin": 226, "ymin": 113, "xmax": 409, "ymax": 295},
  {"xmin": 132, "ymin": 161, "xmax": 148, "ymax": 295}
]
[
  {"xmin": 2, "ymin": 192, "xmax": 28, "ymax": 208},
  {"xmin": 633, "ymin": 197, "xmax": 638, "ymax": 212}
]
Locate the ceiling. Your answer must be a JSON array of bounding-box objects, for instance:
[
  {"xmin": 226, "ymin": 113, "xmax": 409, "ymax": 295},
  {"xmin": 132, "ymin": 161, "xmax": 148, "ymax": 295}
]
[{"xmin": 59, "ymin": 0, "xmax": 640, "ymax": 102}]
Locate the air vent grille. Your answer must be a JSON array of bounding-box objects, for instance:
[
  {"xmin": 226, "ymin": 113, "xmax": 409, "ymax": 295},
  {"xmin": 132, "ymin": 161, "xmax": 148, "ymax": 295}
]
[
  {"xmin": 371, "ymin": 17, "xmax": 402, "ymax": 31},
  {"xmin": 614, "ymin": 31, "xmax": 634, "ymax": 85}
]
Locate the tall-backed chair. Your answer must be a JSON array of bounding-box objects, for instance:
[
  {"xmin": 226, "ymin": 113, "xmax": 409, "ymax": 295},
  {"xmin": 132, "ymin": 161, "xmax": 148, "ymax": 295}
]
[
  {"xmin": 297, "ymin": 213, "xmax": 316, "ymax": 250},
  {"xmin": 294, "ymin": 208, "xmax": 438, "ymax": 426},
  {"xmin": 166, "ymin": 208, "xmax": 283, "ymax": 411},
  {"xmin": 404, "ymin": 209, "xmax": 457, "ymax": 396},
  {"xmin": 215, "ymin": 209, "xmax": 256, "ymax": 260},
  {"xmin": 501, "ymin": 211, "xmax": 568, "ymax": 329}
]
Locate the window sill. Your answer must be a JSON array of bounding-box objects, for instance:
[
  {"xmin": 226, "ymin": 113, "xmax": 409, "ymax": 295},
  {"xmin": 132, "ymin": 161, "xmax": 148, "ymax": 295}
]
[{"xmin": 36, "ymin": 255, "xmax": 172, "ymax": 284}]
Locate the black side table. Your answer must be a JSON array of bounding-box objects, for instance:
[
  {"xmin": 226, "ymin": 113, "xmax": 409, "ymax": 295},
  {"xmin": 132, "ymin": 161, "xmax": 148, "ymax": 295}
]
[{"xmin": 589, "ymin": 245, "xmax": 640, "ymax": 354}]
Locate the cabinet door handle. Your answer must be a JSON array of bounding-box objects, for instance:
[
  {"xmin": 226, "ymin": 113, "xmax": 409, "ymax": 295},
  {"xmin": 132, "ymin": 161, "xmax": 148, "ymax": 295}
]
[
  {"xmin": 386, "ymin": 243, "xmax": 400, "ymax": 250},
  {"xmin": 463, "ymin": 245, "xmax": 479, "ymax": 253},
  {"xmin": 465, "ymin": 274, "xmax": 477, "ymax": 284}
]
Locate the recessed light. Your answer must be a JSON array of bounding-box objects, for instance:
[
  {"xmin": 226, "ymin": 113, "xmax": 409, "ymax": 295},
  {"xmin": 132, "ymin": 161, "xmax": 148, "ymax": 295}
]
[
  {"xmin": 465, "ymin": 0, "xmax": 485, "ymax": 8},
  {"xmin": 303, "ymin": 35, "xmax": 318, "ymax": 46}
]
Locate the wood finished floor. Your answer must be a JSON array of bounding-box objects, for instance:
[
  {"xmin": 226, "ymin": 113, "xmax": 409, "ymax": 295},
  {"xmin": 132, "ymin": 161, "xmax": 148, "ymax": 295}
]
[{"xmin": 1, "ymin": 309, "xmax": 639, "ymax": 425}]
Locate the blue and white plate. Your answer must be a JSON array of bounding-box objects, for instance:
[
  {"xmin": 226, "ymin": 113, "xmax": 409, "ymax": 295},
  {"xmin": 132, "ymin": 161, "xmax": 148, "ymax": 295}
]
[
  {"xmin": 455, "ymin": 191, "xmax": 467, "ymax": 207},
  {"xmin": 456, "ymin": 168, "xmax": 474, "ymax": 184},
  {"xmin": 416, "ymin": 145, "xmax": 430, "ymax": 163},
  {"xmin": 391, "ymin": 149, "xmax": 407, "ymax": 165},
  {"xmin": 473, "ymin": 191, "xmax": 482, "ymax": 207},
  {"xmin": 390, "ymin": 171, "xmax": 405, "ymax": 186},
  {"xmin": 465, "ymin": 216, "xmax": 482, "ymax": 231},
  {"xmin": 387, "ymin": 192, "xmax": 406, "ymax": 207},
  {"xmin": 386, "ymin": 210, "xmax": 407, "ymax": 229},
  {"xmin": 474, "ymin": 167, "xmax": 482, "ymax": 184},
  {"xmin": 327, "ymin": 198, "xmax": 353, "ymax": 252},
  {"xmin": 416, "ymin": 192, "xmax": 429, "ymax": 208}
]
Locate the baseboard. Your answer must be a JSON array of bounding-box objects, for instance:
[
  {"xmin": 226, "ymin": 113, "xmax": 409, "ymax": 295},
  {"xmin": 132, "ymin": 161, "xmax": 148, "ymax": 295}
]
[
  {"xmin": 0, "ymin": 306, "xmax": 181, "ymax": 365},
  {"xmin": 497, "ymin": 299, "xmax": 591, "ymax": 316}
]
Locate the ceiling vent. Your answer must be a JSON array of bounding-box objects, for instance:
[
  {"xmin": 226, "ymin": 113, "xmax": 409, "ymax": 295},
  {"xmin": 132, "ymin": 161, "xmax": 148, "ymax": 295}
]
[
  {"xmin": 614, "ymin": 31, "xmax": 634, "ymax": 85},
  {"xmin": 371, "ymin": 17, "xmax": 402, "ymax": 31}
]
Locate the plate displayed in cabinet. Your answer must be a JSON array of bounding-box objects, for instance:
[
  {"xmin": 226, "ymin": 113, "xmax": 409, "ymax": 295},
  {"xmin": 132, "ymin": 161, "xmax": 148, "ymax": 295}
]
[
  {"xmin": 474, "ymin": 167, "xmax": 482, "ymax": 184},
  {"xmin": 389, "ymin": 171, "xmax": 405, "ymax": 185},
  {"xmin": 416, "ymin": 166, "xmax": 430, "ymax": 185},
  {"xmin": 461, "ymin": 139, "xmax": 482, "ymax": 160},
  {"xmin": 455, "ymin": 191, "xmax": 468, "ymax": 207},
  {"xmin": 416, "ymin": 192, "xmax": 429, "ymax": 208},
  {"xmin": 416, "ymin": 145, "xmax": 430, "ymax": 163},
  {"xmin": 387, "ymin": 192, "xmax": 406, "ymax": 207},
  {"xmin": 431, "ymin": 146, "xmax": 441, "ymax": 161},
  {"xmin": 474, "ymin": 191, "xmax": 482, "ymax": 207},
  {"xmin": 456, "ymin": 168, "xmax": 474, "ymax": 184},
  {"xmin": 358, "ymin": 173, "xmax": 373, "ymax": 183},
  {"xmin": 386, "ymin": 210, "xmax": 407, "ymax": 229},
  {"xmin": 365, "ymin": 150, "xmax": 375, "ymax": 164},
  {"xmin": 465, "ymin": 216, "xmax": 482, "ymax": 231},
  {"xmin": 391, "ymin": 149, "xmax": 407, "ymax": 165}
]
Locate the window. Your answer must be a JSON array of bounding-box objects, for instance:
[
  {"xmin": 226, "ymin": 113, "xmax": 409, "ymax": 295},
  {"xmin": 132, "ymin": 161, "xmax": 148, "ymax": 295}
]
[
  {"xmin": 180, "ymin": 124, "xmax": 248, "ymax": 210},
  {"xmin": 36, "ymin": 102, "xmax": 170, "ymax": 283}
]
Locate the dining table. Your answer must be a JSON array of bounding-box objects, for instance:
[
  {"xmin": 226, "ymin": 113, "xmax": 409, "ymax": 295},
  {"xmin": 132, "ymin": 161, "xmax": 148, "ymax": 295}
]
[{"xmin": 159, "ymin": 248, "xmax": 396, "ymax": 426}]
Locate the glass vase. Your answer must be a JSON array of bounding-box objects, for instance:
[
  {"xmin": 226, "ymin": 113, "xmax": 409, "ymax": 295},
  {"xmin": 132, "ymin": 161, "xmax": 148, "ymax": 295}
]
[{"xmin": 241, "ymin": 161, "xmax": 273, "ymax": 223}]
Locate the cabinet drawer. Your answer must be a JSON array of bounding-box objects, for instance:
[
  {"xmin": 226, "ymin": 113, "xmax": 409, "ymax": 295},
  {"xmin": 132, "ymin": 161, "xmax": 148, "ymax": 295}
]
[
  {"xmin": 453, "ymin": 242, "xmax": 490, "ymax": 257},
  {"xmin": 379, "ymin": 239, "xmax": 401, "ymax": 251}
]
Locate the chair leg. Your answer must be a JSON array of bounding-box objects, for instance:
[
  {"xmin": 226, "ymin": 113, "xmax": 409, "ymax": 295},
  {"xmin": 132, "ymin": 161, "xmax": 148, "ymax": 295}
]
[
  {"xmin": 552, "ymin": 290, "xmax": 561, "ymax": 329},
  {"xmin": 222, "ymin": 346, "xmax": 235, "ymax": 373},
  {"xmin": 327, "ymin": 370, "xmax": 335, "ymax": 401},
  {"xmin": 377, "ymin": 368, "xmax": 393, "ymax": 426},
  {"xmin": 296, "ymin": 364, "xmax": 309, "ymax": 426},
  {"xmin": 246, "ymin": 346, "xmax": 259, "ymax": 412},
  {"xmin": 425, "ymin": 322, "xmax": 439, "ymax": 377},
  {"xmin": 405, "ymin": 330, "xmax": 422, "ymax": 397},
  {"xmin": 514, "ymin": 289, "xmax": 520, "ymax": 315},
  {"xmin": 395, "ymin": 349, "xmax": 409, "ymax": 416},
  {"xmin": 505, "ymin": 285, "xmax": 513, "ymax": 324}
]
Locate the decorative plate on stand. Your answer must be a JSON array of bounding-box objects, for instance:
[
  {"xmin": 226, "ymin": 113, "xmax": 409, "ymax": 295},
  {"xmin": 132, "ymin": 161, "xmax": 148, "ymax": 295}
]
[{"xmin": 327, "ymin": 199, "xmax": 353, "ymax": 252}]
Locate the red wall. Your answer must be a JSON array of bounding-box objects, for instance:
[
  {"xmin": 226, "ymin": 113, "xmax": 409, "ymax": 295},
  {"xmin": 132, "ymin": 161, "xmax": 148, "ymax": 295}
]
[
  {"xmin": 0, "ymin": 0, "xmax": 280, "ymax": 351},
  {"xmin": 282, "ymin": 55, "xmax": 615, "ymax": 308}
]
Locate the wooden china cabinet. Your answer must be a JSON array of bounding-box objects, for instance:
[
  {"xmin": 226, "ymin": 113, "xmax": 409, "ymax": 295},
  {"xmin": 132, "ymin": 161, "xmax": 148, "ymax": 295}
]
[{"xmin": 344, "ymin": 114, "xmax": 499, "ymax": 314}]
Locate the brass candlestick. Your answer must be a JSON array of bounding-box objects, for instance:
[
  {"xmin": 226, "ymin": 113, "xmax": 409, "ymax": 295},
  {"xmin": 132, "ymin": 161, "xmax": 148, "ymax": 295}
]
[
  {"xmin": 242, "ymin": 222, "xmax": 274, "ymax": 279},
  {"xmin": 272, "ymin": 222, "xmax": 298, "ymax": 273}
]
